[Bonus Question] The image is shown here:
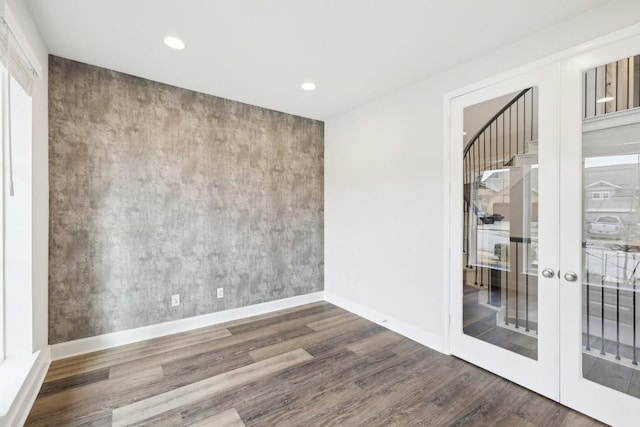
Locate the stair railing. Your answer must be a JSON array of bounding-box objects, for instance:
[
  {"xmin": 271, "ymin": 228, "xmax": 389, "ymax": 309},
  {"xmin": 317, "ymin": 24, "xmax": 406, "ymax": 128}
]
[
  {"xmin": 584, "ymin": 245, "xmax": 639, "ymax": 368},
  {"xmin": 463, "ymin": 87, "xmax": 535, "ymax": 275},
  {"xmin": 583, "ymin": 55, "xmax": 640, "ymax": 119}
]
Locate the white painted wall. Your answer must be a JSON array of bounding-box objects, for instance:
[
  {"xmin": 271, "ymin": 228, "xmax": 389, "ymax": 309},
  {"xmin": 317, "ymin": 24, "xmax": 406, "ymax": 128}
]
[{"xmin": 325, "ymin": 0, "xmax": 640, "ymax": 352}]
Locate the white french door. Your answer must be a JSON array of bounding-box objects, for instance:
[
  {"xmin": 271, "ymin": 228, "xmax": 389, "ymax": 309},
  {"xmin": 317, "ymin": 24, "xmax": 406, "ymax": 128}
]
[
  {"xmin": 448, "ymin": 30, "xmax": 640, "ymax": 427},
  {"xmin": 559, "ymin": 33, "xmax": 640, "ymax": 427},
  {"xmin": 448, "ymin": 64, "xmax": 561, "ymax": 400}
]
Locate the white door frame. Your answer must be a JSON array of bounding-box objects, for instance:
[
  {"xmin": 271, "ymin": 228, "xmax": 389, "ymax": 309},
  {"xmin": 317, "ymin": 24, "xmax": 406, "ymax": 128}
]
[{"xmin": 442, "ymin": 20, "xmax": 640, "ymax": 427}]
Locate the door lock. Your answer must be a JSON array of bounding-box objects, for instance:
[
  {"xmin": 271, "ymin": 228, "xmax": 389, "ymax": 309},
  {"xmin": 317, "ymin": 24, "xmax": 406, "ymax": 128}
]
[{"xmin": 541, "ymin": 268, "xmax": 555, "ymax": 278}]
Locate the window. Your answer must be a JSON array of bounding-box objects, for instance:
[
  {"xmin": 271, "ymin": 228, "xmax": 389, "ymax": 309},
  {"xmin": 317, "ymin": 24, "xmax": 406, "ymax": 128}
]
[
  {"xmin": 0, "ymin": 17, "xmax": 39, "ymax": 364},
  {"xmin": 0, "ymin": 38, "xmax": 5, "ymax": 366},
  {"xmin": 591, "ymin": 191, "xmax": 610, "ymax": 200},
  {"xmin": 2, "ymin": 69, "xmax": 33, "ymax": 364}
]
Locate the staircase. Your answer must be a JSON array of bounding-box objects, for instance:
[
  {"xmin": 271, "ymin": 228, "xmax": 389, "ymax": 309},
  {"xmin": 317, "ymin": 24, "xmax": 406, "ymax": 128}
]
[{"xmin": 463, "ymin": 86, "xmax": 539, "ymax": 335}]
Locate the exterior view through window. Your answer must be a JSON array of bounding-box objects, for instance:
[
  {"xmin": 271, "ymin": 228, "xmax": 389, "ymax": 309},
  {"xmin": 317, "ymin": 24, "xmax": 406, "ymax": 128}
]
[{"xmin": 581, "ymin": 54, "xmax": 640, "ymax": 398}]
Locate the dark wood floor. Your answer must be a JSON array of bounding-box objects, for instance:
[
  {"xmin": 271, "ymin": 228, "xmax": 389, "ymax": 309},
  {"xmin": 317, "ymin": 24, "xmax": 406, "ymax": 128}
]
[{"xmin": 26, "ymin": 302, "xmax": 602, "ymax": 426}]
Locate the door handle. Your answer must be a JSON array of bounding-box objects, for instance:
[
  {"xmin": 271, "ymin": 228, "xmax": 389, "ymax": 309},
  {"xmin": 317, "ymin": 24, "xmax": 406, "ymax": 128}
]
[
  {"xmin": 541, "ymin": 268, "xmax": 555, "ymax": 278},
  {"xmin": 564, "ymin": 271, "xmax": 578, "ymax": 282}
]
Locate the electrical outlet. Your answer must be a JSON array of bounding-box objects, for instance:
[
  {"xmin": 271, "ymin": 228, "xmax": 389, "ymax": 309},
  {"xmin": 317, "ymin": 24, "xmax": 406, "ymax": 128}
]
[
  {"xmin": 171, "ymin": 294, "xmax": 180, "ymax": 307},
  {"xmin": 217, "ymin": 287, "xmax": 224, "ymax": 299}
]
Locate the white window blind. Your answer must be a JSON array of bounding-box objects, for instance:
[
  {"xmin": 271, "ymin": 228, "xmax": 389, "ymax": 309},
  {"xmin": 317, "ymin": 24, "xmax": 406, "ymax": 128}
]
[
  {"xmin": 0, "ymin": 17, "xmax": 39, "ymax": 96},
  {"xmin": 0, "ymin": 16, "xmax": 39, "ymax": 198}
]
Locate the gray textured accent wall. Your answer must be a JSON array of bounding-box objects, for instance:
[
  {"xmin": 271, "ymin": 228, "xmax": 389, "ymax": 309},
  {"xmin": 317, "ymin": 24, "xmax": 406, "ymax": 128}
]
[{"xmin": 48, "ymin": 56, "xmax": 324, "ymax": 344}]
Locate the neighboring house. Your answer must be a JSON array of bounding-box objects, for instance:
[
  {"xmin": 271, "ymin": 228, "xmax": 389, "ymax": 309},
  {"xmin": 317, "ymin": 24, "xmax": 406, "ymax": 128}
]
[{"xmin": 584, "ymin": 175, "xmax": 639, "ymax": 224}]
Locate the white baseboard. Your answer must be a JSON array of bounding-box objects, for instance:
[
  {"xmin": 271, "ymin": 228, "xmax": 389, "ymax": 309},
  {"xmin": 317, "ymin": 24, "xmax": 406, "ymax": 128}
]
[
  {"xmin": 1, "ymin": 346, "xmax": 51, "ymax": 427},
  {"xmin": 51, "ymin": 292, "xmax": 324, "ymax": 361},
  {"xmin": 50, "ymin": 290, "xmax": 443, "ymax": 363},
  {"xmin": 324, "ymin": 291, "xmax": 443, "ymax": 352}
]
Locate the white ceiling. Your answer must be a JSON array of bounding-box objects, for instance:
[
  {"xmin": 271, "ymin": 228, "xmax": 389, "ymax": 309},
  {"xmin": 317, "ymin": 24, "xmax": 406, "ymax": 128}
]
[{"xmin": 27, "ymin": 0, "xmax": 607, "ymax": 120}]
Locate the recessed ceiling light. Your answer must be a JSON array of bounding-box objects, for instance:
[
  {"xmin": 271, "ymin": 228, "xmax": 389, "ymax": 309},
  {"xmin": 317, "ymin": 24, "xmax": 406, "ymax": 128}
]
[
  {"xmin": 163, "ymin": 36, "xmax": 186, "ymax": 50},
  {"xmin": 463, "ymin": 132, "xmax": 467, "ymax": 135},
  {"xmin": 301, "ymin": 82, "xmax": 316, "ymax": 91},
  {"xmin": 596, "ymin": 96, "xmax": 615, "ymax": 103}
]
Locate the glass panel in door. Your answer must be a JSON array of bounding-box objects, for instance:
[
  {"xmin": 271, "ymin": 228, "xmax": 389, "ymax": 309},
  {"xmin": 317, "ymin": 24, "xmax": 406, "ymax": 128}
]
[
  {"xmin": 582, "ymin": 54, "xmax": 640, "ymax": 398},
  {"xmin": 463, "ymin": 87, "xmax": 539, "ymax": 359}
]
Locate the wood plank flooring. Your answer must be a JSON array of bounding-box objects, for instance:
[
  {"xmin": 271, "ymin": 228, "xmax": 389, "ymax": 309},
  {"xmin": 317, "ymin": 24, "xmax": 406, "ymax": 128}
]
[{"xmin": 26, "ymin": 302, "xmax": 602, "ymax": 426}]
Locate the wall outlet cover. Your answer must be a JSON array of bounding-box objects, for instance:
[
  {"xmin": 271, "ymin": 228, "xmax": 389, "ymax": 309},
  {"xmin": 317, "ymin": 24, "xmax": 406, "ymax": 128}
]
[
  {"xmin": 217, "ymin": 288, "xmax": 224, "ymax": 299},
  {"xmin": 171, "ymin": 294, "xmax": 180, "ymax": 307}
]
